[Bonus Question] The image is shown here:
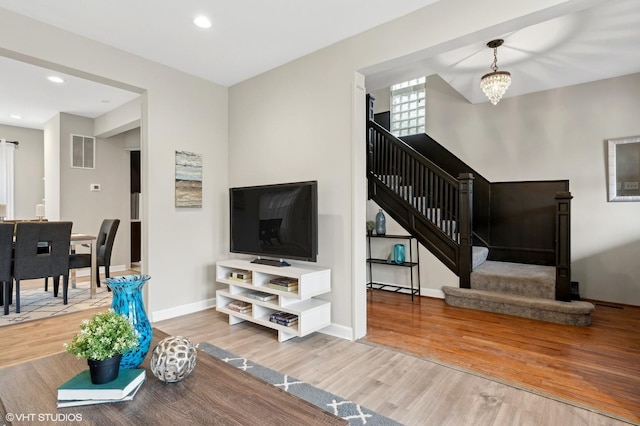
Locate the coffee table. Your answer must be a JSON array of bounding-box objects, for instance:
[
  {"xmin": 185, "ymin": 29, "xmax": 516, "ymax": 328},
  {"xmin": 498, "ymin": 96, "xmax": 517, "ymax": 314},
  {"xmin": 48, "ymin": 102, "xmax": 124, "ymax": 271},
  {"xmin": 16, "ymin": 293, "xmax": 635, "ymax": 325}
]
[{"xmin": 0, "ymin": 330, "xmax": 346, "ymax": 425}]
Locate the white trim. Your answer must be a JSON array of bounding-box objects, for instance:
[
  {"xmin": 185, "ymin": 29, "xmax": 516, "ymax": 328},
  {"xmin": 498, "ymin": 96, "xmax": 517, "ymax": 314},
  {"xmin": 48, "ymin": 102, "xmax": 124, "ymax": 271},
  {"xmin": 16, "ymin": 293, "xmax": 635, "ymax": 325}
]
[
  {"xmin": 151, "ymin": 297, "xmax": 216, "ymax": 323},
  {"xmin": 352, "ymin": 71, "xmax": 367, "ymax": 340},
  {"xmin": 421, "ymin": 288, "xmax": 445, "ymax": 299},
  {"xmin": 72, "ymin": 264, "xmax": 128, "ymax": 277},
  {"xmin": 319, "ymin": 323, "xmax": 354, "ymax": 341},
  {"xmin": 0, "ymin": 140, "xmax": 15, "ymax": 219}
]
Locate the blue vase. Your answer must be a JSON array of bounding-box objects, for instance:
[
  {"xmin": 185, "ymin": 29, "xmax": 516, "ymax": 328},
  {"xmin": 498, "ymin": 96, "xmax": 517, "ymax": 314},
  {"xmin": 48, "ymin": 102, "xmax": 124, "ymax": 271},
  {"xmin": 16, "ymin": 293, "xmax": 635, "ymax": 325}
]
[
  {"xmin": 375, "ymin": 209, "xmax": 386, "ymax": 235},
  {"xmin": 394, "ymin": 244, "xmax": 406, "ymax": 265},
  {"xmin": 105, "ymin": 274, "xmax": 152, "ymax": 369}
]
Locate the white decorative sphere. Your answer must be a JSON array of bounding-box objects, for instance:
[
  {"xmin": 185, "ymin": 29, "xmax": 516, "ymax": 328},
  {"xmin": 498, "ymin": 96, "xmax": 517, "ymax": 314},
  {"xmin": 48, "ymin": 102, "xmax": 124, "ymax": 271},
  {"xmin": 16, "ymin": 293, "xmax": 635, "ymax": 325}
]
[{"xmin": 150, "ymin": 336, "xmax": 197, "ymax": 383}]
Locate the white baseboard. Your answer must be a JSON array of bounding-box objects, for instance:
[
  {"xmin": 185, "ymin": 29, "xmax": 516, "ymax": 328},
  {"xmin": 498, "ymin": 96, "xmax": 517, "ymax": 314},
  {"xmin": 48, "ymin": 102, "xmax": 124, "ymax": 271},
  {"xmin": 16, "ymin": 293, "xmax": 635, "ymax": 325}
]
[
  {"xmin": 151, "ymin": 297, "xmax": 216, "ymax": 323},
  {"xmin": 421, "ymin": 288, "xmax": 445, "ymax": 299},
  {"xmin": 319, "ymin": 323, "xmax": 354, "ymax": 341},
  {"xmin": 73, "ymin": 264, "xmax": 128, "ymax": 277}
]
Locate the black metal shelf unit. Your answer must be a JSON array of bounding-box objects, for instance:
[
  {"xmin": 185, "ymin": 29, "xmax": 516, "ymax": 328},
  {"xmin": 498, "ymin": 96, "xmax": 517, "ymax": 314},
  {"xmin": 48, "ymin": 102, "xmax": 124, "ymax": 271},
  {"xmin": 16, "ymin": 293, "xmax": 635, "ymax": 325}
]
[{"xmin": 366, "ymin": 234, "xmax": 420, "ymax": 300}]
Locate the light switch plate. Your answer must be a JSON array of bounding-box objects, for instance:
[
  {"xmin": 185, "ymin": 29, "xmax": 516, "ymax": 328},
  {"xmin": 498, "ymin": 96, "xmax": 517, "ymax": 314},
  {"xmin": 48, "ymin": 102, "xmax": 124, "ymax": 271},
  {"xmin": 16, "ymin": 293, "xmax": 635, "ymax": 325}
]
[{"xmin": 90, "ymin": 183, "xmax": 101, "ymax": 191}]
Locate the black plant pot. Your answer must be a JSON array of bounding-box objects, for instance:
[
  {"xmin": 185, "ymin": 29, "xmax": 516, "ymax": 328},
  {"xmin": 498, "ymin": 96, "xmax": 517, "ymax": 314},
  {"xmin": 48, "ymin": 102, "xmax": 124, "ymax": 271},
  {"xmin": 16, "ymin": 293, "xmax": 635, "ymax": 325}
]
[{"xmin": 87, "ymin": 354, "xmax": 122, "ymax": 385}]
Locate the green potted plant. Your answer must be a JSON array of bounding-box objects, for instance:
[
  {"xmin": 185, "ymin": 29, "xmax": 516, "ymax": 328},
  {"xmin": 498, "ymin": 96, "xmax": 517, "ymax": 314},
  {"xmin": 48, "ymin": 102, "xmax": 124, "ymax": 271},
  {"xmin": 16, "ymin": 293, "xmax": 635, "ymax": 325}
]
[
  {"xmin": 366, "ymin": 220, "xmax": 375, "ymax": 236},
  {"xmin": 64, "ymin": 309, "xmax": 139, "ymax": 384}
]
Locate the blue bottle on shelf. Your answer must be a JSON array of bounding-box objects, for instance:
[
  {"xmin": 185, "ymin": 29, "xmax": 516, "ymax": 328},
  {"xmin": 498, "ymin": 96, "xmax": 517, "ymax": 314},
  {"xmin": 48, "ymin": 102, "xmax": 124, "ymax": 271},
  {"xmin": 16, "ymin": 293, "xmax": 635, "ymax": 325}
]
[
  {"xmin": 375, "ymin": 209, "xmax": 386, "ymax": 235},
  {"xmin": 394, "ymin": 244, "xmax": 406, "ymax": 265}
]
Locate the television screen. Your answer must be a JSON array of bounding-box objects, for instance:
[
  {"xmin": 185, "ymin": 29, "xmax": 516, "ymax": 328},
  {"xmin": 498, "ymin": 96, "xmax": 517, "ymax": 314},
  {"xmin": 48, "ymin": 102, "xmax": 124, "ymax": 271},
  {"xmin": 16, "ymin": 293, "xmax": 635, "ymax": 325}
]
[{"xmin": 230, "ymin": 181, "xmax": 318, "ymax": 265}]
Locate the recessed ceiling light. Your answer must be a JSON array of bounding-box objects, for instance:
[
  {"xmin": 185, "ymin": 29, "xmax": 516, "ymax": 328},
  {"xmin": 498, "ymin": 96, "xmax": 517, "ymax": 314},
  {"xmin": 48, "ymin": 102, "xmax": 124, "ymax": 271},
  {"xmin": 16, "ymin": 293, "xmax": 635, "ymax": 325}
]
[
  {"xmin": 10, "ymin": 114, "xmax": 22, "ymax": 119},
  {"xmin": 47, "ymin": 76, "xmax": 65, "ymax": 84},
  {"xmin": 193, "ymin": 15, "xmax": 212, "ymax": 29}
]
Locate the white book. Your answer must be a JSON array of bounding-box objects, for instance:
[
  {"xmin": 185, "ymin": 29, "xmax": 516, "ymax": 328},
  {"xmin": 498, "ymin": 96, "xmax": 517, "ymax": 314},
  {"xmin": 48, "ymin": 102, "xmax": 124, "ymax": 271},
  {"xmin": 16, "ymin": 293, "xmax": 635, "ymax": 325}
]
[{"xmin": 57, "ymin": 380, "xmax": 144, "ymax": 408}]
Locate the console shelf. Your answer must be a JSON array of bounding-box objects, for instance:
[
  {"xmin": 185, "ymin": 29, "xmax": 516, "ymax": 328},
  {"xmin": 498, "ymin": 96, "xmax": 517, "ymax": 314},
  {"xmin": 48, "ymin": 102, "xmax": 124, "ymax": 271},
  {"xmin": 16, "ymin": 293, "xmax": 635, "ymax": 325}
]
[
  {"xmin": 366, "ymin": 234, "xmax": 420, "ymax": 300},
  {"xmin": 216, "ymin": 259, "xmax": 331, "ymax": 342}
]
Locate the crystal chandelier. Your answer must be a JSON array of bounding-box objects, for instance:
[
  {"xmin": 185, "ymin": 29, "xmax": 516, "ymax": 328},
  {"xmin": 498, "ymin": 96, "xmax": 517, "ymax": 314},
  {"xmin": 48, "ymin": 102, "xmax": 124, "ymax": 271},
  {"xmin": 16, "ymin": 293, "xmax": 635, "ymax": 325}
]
[{"xmin": 480, "ymin": 39, "xmax": 511, "ymax": 105}]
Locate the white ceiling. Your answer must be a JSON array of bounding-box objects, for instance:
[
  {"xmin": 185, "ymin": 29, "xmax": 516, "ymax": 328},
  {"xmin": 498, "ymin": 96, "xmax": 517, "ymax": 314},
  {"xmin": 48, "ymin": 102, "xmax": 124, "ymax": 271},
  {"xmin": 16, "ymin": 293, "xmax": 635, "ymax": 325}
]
[
  {"xmin": 0, "ymin": 0, "xmax": 639, "ymax": 130},
  {"xmin": 0, "ymin": 56, "xmax": 141, "ymax": 130},
  {"xmin": 369, "ymin": 0, "xmax": 640, "ymax": 104}
]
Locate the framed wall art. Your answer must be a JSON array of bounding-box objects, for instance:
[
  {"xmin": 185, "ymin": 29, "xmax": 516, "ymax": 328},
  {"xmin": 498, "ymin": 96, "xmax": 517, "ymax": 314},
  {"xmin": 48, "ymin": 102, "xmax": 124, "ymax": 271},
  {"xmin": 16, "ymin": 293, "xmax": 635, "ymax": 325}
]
[
  {"xmin": 175, "ymin": 150, "xmax": 203, "ymax": 208},
  {"xmin": 607, "ymin": 136, "xmax": 640, "ymax": 202}
]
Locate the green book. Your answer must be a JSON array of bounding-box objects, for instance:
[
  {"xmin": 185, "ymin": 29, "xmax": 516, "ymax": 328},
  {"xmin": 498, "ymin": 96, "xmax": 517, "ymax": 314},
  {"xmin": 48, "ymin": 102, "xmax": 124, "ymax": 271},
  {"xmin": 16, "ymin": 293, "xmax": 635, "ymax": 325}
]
[{"xmin": 57, "ymin": 368, "xmax": 146, "ymax": 401}]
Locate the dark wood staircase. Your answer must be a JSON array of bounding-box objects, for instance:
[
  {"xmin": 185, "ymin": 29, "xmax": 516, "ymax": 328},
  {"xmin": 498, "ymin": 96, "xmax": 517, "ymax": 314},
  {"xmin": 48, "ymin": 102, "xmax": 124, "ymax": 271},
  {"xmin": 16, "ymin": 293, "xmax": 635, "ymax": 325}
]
[{"xmin": 366, "ymin": 96, "xmax": 594, "ymax": 325}]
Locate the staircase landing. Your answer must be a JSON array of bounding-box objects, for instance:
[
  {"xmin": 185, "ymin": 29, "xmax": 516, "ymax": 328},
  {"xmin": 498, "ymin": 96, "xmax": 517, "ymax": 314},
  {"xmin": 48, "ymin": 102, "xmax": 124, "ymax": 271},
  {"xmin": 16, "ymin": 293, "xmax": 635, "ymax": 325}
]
[
  {"xmin": 472, "ymin": 260, "xmax": 556, "ymax": 299},
  {"xmin": 443, "ymin": 261, "xmax": 595, "ymax": 326}
]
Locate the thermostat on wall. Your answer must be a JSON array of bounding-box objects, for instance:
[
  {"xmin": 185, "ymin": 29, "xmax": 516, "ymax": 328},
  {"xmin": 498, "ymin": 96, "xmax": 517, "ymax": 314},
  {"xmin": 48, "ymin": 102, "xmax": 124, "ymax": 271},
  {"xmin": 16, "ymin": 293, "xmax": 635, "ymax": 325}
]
[{"xmin": 90, "ymin": 183, "xmax": 101, "ymax": 191}]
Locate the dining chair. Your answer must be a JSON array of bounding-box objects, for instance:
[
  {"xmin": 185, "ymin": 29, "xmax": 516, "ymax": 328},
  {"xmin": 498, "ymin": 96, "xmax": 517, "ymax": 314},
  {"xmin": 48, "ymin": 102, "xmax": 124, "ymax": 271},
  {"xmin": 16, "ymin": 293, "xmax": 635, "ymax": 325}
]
[
  {"xmin": 0, "ymin": 223, "xmax": 14, "ymax": 315},
  {"xmin": 12, "ymin": 221, "xmax": 73, "ymax": 314},
  {"xmin": 69, "ymin": 219, "xmax": 120, "ymax": 290}
]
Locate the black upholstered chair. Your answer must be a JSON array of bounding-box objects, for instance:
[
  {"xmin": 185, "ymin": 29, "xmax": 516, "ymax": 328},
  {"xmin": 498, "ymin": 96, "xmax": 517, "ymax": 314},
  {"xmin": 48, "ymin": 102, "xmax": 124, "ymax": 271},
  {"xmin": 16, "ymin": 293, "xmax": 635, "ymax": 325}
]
[
  {"xmin": 69, "ymin": 219, "xmax": 120, "ymax": 289},
  {"xmin": 12, "ymin": 221, "xmax": 73, "ymax": 314},
  {"xmin": 0, "ymin": 223, "xmax": 14, "ymax": 315}
]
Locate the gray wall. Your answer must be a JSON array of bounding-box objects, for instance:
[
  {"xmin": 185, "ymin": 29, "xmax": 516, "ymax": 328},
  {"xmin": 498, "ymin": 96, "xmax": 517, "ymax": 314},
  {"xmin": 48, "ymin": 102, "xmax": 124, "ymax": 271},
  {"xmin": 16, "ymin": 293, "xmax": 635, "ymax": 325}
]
[
  {"xmin": 58, "ymin": 113, "xmax": 131, "ymax": 270},
  {"xmin": 0, "ymin": 124, "xmax": 44, "ymax": 218}
]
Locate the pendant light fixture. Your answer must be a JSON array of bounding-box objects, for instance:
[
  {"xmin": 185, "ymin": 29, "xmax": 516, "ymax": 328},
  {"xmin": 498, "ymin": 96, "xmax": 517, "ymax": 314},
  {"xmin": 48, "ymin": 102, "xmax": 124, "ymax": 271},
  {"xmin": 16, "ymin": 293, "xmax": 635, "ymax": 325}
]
[{"xmin": 480, "ymin": 39, "xmax": 511, "ymax": 105}]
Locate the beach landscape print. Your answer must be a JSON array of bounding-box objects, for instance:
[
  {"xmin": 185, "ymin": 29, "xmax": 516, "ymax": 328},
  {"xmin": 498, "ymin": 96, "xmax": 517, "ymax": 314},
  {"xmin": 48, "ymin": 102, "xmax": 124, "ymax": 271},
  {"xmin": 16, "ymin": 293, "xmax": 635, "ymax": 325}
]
[{"xmin": 175, "ymin": 150, "xmax": 203, "ymax": 207}]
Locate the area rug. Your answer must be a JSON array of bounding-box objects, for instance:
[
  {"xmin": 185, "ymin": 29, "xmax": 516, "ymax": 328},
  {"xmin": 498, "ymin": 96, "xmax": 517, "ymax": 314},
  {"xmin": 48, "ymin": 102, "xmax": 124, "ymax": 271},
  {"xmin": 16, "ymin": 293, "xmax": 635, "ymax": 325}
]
[
  {"xmin": 0, "ymin": 281, "xmax": 112, "ymax": 327},
  {"xmin": 198, "ymin": 342, "xmax": 402, "ymax": 425}
]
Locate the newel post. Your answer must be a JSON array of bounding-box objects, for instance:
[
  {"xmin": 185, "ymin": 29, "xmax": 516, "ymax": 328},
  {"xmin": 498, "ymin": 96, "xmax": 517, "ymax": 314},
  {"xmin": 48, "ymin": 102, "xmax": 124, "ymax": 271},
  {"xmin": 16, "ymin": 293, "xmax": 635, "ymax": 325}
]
[
  {"xmin": 458, "ymin": 173, "xmax": 474, "ymax": 288},
  {"xmin": 555, "ymin": 191, "xmax": 572, "ymax": 301}
]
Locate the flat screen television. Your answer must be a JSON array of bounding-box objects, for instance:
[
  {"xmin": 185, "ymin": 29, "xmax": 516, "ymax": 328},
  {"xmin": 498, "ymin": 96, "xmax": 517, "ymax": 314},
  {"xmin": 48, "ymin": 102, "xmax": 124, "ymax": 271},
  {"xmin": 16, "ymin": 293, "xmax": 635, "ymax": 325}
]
[{"xmin": 229, "ymin": 181, "xmax": 318, "ymax": 266}]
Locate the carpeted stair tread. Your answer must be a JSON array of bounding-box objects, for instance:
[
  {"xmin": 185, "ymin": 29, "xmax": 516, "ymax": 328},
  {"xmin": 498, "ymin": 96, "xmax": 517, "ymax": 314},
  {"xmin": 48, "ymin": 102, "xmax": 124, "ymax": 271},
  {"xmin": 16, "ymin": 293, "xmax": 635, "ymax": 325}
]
[
  {"xmin": 472, "ymin": 246, "xmax": 489, "ymax": 270},
  {"xmin": 471, "ymin": 260, "xmax": 556, "ymax": 299},
  {"xmin": 442, "ymin": 286, "xmax": 595, "ymax": 326}
]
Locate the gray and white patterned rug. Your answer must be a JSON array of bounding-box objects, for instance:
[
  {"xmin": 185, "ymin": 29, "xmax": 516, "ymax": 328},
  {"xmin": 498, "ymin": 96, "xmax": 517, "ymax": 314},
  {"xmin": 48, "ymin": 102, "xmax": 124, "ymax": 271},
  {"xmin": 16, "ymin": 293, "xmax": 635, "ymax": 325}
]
[
  {"xmin": 0, "ymin": 280, "xmax": 112, "ymax": 327},
  {"xmin": 198, "ymin": 342, "xmax": 402, "ymax": 425}
]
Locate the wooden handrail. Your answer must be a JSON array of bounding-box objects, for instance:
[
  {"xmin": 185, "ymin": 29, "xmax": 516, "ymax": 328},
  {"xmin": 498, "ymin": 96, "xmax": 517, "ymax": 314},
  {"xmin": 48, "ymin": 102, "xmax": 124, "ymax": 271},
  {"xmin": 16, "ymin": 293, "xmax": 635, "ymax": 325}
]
[
  {"xmin": 368, "ymin": 120, "xmax": 461, "ymax": 241},
  {"xmin": 368, "ymin": 121, "xmax": 456, "ymax": 186}
]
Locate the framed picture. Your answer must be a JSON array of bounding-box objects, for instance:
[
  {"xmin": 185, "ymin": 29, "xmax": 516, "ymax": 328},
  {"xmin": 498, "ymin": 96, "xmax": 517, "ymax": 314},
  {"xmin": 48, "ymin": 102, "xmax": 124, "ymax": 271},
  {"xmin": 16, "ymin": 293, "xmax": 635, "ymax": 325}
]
[
  {"xmin": 607, "ymin": 136, "xmax": 640, "ymax": 202},
  {"xmin": 175, "ymin": 150, "xmax": 203, "ymax": 208}
]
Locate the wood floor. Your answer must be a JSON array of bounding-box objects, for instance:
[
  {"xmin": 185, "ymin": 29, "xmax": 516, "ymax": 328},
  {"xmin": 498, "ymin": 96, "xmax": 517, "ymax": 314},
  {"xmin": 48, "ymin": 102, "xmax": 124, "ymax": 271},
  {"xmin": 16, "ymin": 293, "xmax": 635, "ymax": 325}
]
[
  {"xmin": 0, "ymin": 288, "xmax": 637, "ymax": 425},
  {"xmin": 363, "ymin": 290, "xmax": 640, "ymax": 424}
]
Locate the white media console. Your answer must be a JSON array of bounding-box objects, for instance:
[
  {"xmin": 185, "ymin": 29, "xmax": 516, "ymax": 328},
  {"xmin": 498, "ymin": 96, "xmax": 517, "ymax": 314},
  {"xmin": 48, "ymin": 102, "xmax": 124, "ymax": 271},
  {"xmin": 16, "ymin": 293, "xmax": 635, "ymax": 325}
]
[{"xmin": 215, "ymin": 259, "xmax": 331, "ymax": 342}]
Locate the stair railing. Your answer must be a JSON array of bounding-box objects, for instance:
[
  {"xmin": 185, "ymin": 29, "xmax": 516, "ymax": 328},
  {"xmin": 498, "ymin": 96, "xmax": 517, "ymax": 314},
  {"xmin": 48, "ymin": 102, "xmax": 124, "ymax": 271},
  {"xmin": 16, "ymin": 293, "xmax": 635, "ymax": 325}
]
[
  {"xmin": 368, "ymin": 122, "xmax": 458, "ymax": 238},
  {"xmin": 367, "ymin": 118, "xmax": 474, "ymax": 285}
]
